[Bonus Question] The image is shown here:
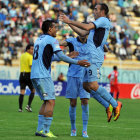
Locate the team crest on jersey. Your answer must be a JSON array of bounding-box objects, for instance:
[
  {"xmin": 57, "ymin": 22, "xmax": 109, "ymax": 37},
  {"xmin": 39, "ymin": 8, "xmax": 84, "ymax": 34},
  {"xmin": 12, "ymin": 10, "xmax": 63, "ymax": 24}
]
[
  {"xmin": 54, "ymin": 40, "xmax": 59, "ymax": 44},
  {"xmin": 54, "ymin": 40, "xmax": 59, "ymax": 48}
]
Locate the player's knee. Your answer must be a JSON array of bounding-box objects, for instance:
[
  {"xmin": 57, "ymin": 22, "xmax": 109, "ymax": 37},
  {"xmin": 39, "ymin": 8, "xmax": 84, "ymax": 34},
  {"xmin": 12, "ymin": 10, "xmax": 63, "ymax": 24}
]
[
  {"xmin": 20, "ymin": 89, "xmax": 25, "ymax": 95},
  {"xmin": 81, "ymin": 99, "xmax": 88, "ymax": 105},
  {"xmin": 48, "ymin": 100, "xmax": 55, "ymax": 108},
  {"xmin": 70, "ymin": 99, "xmax": 77, "ymax": 107},
  {"xmin": 88, "ymin": 81, "xmax": 99, "ymax": 91},
  {"xmin": 45, "ymin": 111, "xmax": 53, "ymax": 117}
]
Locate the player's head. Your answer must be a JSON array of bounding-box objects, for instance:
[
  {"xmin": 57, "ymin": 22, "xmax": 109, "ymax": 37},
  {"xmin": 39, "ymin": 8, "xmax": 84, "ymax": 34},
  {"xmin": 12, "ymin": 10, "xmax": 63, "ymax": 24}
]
[
  {"xmin": 94, "ymin": 3, "xmax": 109, "ymax": 19},
  {"xmin": 79, "ymin": 35, "xmax": 88, "ymax": 43},
  {"xmin": 113, "ymin": 66, "xmax": 117, "ymax": 70},
  {"xmin": 26, "ymin": 44, "xmax": 34, "ymax": 55},
  {"xmin": 42, "ymin": 19, "xmax": 57, "ymax": 37}
]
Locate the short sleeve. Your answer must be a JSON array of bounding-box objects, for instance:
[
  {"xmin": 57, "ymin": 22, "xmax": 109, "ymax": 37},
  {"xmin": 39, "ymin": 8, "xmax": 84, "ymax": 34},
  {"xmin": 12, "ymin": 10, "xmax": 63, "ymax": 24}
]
[
  {"xmin": 93, "ymin": 17, "xmax": 110, "ymax": 29},
  {"xmin": 52, "ymin": 38, "xmax": 61, "ymax": 53}
]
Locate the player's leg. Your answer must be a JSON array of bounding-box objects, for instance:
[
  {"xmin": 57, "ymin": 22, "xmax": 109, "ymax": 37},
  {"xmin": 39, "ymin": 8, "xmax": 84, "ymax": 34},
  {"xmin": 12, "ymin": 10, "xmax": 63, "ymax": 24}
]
[
  {"xmin": 26, "ymin": 79, "xmax": 35, "ymax": 112},
  {"xmin": 31, "ymin": 78, "xmax": 45, "ymax": 136},
  {"xmin": 18, "ymin": 73, "xmax": 26, "ymax": 112},
  {"xmin": 36, "ymin": 100, "xmax": 55, "ymax": 137},
  {"xmin": 42, "ymin": 99, "xmax": 55, "ymax": 136},
  {"xmin": 83, "ymin": 82, "xmax": 109, "ymax": 108},
  {"xmin": 87, "ymin": 63, "xmax": 122, "ymax": 121},
  {"xmin": 79, "ymin": 77, "xmax": 90, "ymax": 137},
  {"xmin": 81, "ymin": 98, "xmax": 89, "ymax": 138},
  {"xmin": 66, "ymin": 76, "xmax": 78, "ymax": 136},
  {"xmin": 35, "ymin": 102, "xmax": 46, "ymax": 136},
  {"xmin": 32, "ymin": 78, "xmax": 56, "ymax": 137},
  {"xmin": 69, "ymin": 99, "xmax": 77, "ymax": 136},
  {"xmin": 83, "ymin": 82, "xmax": 113, "ymax": 122},
  {"xmin": 19, "ymin": 89, "xmax": 25, "ymax": 112}
]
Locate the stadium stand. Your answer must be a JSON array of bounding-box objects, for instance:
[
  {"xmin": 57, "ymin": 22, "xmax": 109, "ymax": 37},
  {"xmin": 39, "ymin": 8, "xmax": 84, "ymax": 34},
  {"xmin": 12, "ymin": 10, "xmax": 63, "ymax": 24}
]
[{"xmin": 0, "ymin": 0, "xmax": 140, "ymax": 69}]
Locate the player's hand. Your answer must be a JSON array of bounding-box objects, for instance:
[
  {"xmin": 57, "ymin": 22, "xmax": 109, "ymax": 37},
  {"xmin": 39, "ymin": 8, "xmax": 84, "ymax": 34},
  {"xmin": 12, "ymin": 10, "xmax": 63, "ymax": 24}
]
[
  {"xmin": 59, "ymin": 13, "xmax": 70, "ymax": 24},
  {"xmin": 77, "ymin": 60, "xmax": 90, "ymax": 67},
  {"xmin": 67, "ymin": 51, "xmax": 79, "ymax": 58}
]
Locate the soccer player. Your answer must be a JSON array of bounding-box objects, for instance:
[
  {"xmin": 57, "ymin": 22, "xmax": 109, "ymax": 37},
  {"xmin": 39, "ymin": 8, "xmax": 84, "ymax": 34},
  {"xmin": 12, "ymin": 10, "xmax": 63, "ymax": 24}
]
[
  {"xmin": 60, "ymin": 35, "xmax": 114, "ymax": 137},
  {"xmin": 59, "ymin": 3, "xmax": 122, "ymax": 121},
  {"xmin": 19, "ymin": 44, "xmax": 35, "ymax": 112},
  {"xmin": 108, "ymin": 66, "xmax": 120, "ymax": 100},
  {"xmin": 30, "ymin": 19, "xmax": 90, "ymax": 138},
  {"xmin": 60, "ymin": 35, "xmax": 90, "ymax": 138}
]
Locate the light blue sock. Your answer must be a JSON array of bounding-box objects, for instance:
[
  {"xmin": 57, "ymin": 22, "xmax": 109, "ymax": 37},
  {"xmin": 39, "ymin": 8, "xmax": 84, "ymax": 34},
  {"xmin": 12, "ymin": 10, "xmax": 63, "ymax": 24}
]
[
  {"xmin": 37, "ymin": 115, "xmax": 44, "ymax": 131},
  {"xmin": 93, "ymin": 86, "xmax": 118, "ymax": 108},
  {"xmin": 91, "ymin": 90, "xmax": 109, "ymax": 109},
  {"xmin": 69, "ymin": 106, "xmax": 76, "ymax": 130},
  {"xmin": 43, "ymin": 117, "xmax": 53, "ymax": 133},
  {"xmin": 82, "ymin": 104, "xmax": 89, "ymax": 132}
]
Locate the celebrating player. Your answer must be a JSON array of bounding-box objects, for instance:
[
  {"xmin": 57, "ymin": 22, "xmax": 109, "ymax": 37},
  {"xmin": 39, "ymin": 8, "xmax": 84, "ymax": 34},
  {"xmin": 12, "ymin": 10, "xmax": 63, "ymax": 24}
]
[
  {"xmin": 30, "ymin": 19, "xmax": 90, "ymax": 138},
  {"xmin": 59, "ymin": 3, "xmax": 122, "ymax": 121}
]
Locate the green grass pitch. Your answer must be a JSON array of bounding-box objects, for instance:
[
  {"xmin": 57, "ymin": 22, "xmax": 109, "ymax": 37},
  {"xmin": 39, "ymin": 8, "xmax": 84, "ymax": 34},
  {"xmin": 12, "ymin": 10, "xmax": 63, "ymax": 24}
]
[{"xmin": 0, "ymin": 95, "xmax": 140, "ymax": 140}]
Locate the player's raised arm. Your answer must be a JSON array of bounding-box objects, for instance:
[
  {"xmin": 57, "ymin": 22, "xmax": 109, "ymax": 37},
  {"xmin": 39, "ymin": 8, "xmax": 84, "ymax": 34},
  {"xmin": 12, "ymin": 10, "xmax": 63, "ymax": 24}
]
[
  {"xmin": 59, "ymin": 13, "xmax": 95, "ymax": 31},
  {"xmin": 69, "ymin": 24, "xmax": 89, "ymax": 37}
]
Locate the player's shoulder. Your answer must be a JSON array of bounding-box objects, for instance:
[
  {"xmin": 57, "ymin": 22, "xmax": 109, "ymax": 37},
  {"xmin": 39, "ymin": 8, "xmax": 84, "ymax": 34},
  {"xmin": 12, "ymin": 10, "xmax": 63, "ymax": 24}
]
[
  {"xmin": 97, "ymin": 17, "xmax": 110, "ymax": 23},
  {"xmin": 98, "ymin": 17, "xmax": 109, "ymax": 20},
  {"xmin": 47, "ymin": 35, "xmax": 59, "ymax": 44}
]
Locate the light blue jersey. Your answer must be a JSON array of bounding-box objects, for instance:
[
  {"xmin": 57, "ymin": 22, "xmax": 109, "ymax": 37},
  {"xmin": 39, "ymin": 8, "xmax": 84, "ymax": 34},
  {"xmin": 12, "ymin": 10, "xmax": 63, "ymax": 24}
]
[
  {"xmin": 31, "ymin": 34, "xmax": 61, "ymax": 79},
  {"xmin": 66, "ymin": 37, "xmax": 90, "ymax": 77},
  {"xmin": 87, "ymin": 17, "xmax": 111, "ymax": 63},
  {"xmin": 66, "ymin": 37, "xmax": 90, "ymax": 99}
]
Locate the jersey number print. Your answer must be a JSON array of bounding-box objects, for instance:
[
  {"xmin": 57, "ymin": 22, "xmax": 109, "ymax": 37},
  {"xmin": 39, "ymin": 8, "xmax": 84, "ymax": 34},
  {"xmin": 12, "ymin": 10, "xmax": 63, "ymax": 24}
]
[{"xmin": 33, "ymin": 45, "xmax": 39, "ymax": 60}]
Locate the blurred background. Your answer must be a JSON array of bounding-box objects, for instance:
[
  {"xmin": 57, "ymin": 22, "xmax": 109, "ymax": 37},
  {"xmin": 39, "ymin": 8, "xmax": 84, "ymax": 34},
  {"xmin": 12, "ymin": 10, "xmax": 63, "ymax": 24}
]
[{"xmin": 0, "ymin": 0, "xmax": 140, "ymax": 99}]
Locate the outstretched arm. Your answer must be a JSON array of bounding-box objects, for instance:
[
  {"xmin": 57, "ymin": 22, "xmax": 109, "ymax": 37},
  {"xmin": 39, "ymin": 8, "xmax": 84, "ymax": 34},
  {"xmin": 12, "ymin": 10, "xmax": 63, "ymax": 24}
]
[
  {"xmin": 55, "ymin": 51, "xmax": 90, "ymax": 67},
  {"xmin": 69, "ymin": 24, "xmax": 89, "ymax": 36},
  {"xmin": 52, "ymin": 51, "xmax": 79, "ymax": 61},
  {"xmin": 59, "ymin": 13, "xmax": 95, "ymax": 31}
]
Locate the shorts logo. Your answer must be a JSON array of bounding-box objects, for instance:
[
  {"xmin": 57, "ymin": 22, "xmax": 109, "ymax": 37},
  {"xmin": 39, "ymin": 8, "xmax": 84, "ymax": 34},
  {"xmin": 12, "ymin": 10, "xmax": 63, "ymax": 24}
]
[{"xmin": 43, "ymin": 93, "xmax": 48, "ymax": 97}]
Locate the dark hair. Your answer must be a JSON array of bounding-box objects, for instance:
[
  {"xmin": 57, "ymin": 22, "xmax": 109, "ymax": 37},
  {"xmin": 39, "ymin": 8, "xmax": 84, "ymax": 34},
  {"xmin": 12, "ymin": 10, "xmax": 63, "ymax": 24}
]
[
  {"xmin": 25, "ymin": 44, "xmax": 34, "ymax": 51},
  {"xmin": 42, "ymin": 19, "xmax": 56, "ymax": 34},
  {"xmin": 113, "ymin": 66, "xmax": 117, "ymax": 70},
  {"xmin": 99, "ymin": 3, "xmax": 109, "ymax": 15}
]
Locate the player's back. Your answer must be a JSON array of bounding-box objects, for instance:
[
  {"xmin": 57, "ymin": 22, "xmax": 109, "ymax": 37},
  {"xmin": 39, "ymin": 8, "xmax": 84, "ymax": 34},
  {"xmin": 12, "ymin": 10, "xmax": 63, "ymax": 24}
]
[{"xmin": 31, "ymin": 34, "xmax": 61, "ymax": 79}]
